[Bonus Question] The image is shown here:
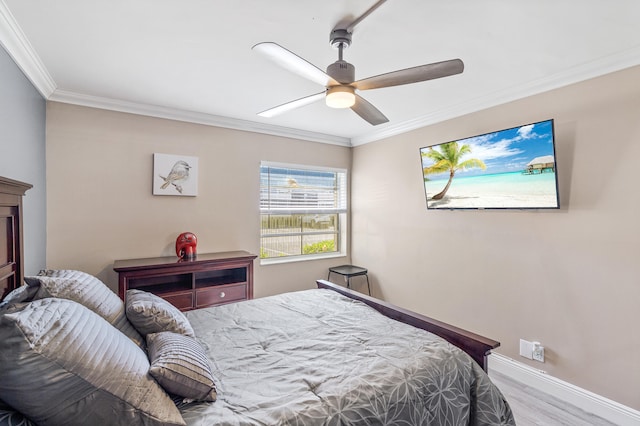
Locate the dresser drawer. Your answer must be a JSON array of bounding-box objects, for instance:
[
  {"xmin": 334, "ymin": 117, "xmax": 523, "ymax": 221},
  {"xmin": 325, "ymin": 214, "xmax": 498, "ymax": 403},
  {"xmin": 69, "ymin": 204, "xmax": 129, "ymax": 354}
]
[
  {"xmin": 161, "ymin": 291, "xmax": 194, "ymax": 311},
  {"xmin": 196, "ymin": 283, "xmax": 247, "ymax": 308}
]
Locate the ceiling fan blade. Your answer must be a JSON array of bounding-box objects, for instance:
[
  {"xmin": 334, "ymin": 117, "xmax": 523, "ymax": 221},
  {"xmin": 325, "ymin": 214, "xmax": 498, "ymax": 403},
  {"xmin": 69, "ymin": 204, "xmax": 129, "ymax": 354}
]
[
  {"xmin": 258, "ymin": 91, "xmax": 325, "ymax": 118},
  {"xmin": 354, "ymin": 59, "xmax": 464, "ymax": 91},
  {"xmin": 252, "ymin": 42, "xmax": 338, "ymax": 87},
  {"xmin": 351, "ymin": 94, "xmax": 389, "ymax": 125}
]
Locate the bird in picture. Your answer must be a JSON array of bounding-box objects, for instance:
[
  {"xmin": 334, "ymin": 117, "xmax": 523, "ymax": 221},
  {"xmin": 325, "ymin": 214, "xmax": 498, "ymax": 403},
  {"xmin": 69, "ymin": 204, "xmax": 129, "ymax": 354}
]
[{"xmin": 159, "ymin": 160, "xmax": 191, "ymax": 194}]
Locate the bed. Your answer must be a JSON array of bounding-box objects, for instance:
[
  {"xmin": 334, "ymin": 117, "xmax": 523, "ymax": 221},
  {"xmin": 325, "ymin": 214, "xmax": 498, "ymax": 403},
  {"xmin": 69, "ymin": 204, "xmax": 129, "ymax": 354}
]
[{"xmin": 0, "ymin": 176, "xmax": 514, "ymax": 425}]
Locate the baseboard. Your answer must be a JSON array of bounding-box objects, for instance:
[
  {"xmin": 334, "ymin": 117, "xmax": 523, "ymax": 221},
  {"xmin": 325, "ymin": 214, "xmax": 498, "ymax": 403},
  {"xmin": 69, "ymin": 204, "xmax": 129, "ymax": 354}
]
[{"xmin": 489, "ymin": 353, "xmax": 640, "ymax": 426}]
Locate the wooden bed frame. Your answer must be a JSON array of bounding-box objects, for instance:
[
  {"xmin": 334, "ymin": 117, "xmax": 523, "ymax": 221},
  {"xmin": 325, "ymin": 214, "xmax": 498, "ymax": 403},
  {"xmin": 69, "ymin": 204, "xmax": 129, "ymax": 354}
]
[
  {"xmin": 0, "ymin": 177, "xmax": 32, "ymax": 301},
  {"xmin": 316, "ymin": 280, "xmax": 499, "ymax": 371},
  {"xmin": 0, "ymin": 175, "xmax": 498, "ymax": 372}
]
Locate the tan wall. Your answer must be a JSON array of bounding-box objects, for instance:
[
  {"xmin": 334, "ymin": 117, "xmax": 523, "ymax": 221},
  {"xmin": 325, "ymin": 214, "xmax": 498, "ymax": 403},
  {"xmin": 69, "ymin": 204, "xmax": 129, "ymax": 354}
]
[
  {"xmin": 45, "ymin": 102, "xmax": 351, "ymax": 298},
  {"xmin": 46, "ymin": 66, "xmax": 640, "ymax": 409},
  {"xmin": 351, "ymin": 65, "xmax": 640, "ymax": 409}
]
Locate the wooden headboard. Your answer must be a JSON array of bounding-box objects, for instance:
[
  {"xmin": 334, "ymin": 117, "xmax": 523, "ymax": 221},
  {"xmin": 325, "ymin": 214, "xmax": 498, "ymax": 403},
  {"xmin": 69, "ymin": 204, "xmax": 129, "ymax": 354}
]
[{"xmin": 0, "ymin": 176, "xmax": 32, "ymax": 300}]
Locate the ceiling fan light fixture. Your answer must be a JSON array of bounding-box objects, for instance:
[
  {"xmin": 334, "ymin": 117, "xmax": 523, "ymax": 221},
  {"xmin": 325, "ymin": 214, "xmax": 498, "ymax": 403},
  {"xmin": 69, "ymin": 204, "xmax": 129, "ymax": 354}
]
[{"xmin": 326, "ymin": 86, "xmax": 356, "ymax": 109}]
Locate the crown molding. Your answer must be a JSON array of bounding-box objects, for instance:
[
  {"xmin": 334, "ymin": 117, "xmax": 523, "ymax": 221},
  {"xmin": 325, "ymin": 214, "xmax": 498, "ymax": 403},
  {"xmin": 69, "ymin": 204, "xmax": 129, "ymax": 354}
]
[
  {"xmin": 4, "ymin": 0, "xmax": 639, "ymax": 148},
  {"xmin": 1, "ymin": 0, "xmax": 348, "ymax": 147},
  {"xmin": 49, "ymin": 90, "xmax": 352, "ymax": 147},
  {"xmin": 51, "ymin": 45, "xmax": 640, "ymax": 148},
  {"xmin": 351, "ymin": 45, "xmax": 640, "ymax": 146},
  {"xmin": 0, "ymin": 0, "xmax": 55, "ymax": 98}
]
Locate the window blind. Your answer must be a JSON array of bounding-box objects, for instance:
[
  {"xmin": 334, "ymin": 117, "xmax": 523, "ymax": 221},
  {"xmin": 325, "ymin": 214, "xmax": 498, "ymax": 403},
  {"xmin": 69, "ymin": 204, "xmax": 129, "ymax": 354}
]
[{"xmin": 260, "ymin": 163, "xmax": 347, "ymax": 215}]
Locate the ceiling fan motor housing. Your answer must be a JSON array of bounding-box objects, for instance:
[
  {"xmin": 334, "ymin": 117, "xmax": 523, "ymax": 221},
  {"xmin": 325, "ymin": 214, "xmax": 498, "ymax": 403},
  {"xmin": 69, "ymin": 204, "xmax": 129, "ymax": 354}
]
[{"xmin": 327, "ymin": 61, "xmax": 355, "ymax": 84}]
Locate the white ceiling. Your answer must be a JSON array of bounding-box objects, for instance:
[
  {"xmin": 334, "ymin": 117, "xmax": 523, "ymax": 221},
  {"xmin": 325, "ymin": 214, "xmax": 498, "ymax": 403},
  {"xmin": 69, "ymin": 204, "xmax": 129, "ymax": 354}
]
[{"xmin": 2, "ymin": 1, "xmax": 640, "ymax": 146}]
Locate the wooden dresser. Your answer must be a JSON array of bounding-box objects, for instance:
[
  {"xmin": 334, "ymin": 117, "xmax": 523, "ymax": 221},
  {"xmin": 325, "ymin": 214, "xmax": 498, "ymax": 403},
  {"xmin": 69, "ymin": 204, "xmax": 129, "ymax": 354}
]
[{"xmin": 114, "ymin": 251, "xmax": 257, "ymax": 311}]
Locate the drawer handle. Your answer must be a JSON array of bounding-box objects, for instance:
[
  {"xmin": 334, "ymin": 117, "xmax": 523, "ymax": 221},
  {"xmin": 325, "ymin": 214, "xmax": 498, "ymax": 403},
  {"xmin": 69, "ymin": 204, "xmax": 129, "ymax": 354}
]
[{"xmin": 219, "ymin": 291, "xmax": 226, "ymax": 298}]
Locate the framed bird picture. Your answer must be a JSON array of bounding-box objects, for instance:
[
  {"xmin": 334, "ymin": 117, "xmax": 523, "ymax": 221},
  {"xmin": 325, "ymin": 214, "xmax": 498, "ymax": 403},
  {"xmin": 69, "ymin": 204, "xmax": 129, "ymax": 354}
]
[{"xmin": 153, "ymin": 153, "xmax": 199, "ymax": 196}]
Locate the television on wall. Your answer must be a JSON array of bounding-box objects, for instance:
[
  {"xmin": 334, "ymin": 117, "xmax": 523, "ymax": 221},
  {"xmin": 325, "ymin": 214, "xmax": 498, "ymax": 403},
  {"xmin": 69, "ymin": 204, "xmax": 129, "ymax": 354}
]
[{"xmin": 420, "ymin": 119, "xmax": 559, "ymax": 210}]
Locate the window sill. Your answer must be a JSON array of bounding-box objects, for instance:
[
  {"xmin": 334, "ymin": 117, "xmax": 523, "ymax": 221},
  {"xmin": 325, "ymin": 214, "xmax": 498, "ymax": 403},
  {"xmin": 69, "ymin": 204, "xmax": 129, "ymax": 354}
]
[{"xmin": 260, "ymin": 252, "xmax": 346, "ymax": 266}]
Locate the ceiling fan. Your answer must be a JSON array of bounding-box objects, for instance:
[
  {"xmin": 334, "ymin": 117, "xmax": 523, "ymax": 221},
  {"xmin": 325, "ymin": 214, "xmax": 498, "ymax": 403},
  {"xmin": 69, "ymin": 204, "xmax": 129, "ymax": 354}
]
[{"xmin": 252, "ymin": 0, "xmax": 464, "ymax": 126}]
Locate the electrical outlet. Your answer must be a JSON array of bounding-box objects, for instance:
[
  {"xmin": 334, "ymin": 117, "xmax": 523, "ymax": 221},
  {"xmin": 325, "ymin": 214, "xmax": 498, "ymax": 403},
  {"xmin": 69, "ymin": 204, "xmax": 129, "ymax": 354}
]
[
  {"xmin": 532, "ymin": 342, "xmax": 545, "ymax": 362},
  {"xmin": 520, "ymin": 339, "xmax": 545, "ymax": 362},
  {"xmin": 519, "ymin": 339, "xmax": 534, "ymax": 360}
]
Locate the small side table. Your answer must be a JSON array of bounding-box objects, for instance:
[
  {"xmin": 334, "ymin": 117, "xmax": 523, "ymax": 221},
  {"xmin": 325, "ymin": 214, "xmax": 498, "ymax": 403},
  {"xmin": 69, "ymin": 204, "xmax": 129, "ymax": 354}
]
[{"xmin": 327, "ymin": 265, "xmax": 371, "ymax": 295}]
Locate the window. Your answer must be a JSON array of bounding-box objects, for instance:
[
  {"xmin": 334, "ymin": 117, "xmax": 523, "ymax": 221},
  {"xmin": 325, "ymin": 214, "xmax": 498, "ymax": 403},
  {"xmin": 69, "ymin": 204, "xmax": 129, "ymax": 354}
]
[{"xmin": 260, "ymin": 162, "xmax": 347, "ymax": 263}]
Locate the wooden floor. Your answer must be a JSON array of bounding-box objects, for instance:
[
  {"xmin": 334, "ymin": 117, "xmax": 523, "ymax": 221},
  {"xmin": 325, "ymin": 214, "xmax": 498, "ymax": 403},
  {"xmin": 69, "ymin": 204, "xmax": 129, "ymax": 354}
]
[{"xmin": 489, "ymin": 371, "xmax": 617, "ymax": 426}]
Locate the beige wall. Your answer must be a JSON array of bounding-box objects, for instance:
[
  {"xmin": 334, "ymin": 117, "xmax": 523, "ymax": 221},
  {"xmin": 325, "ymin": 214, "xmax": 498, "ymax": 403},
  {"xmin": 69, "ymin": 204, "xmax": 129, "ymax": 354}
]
[
  {"xmin": 46, "ymin": 66, "xmax": 640, "ymax": 409},
  {"xmin": 45, "ymin": 102, "xmax": 351, "ymax": 298},
  {"xmin": 351, "ymin": 65, "xmax": 640, "ymax": 409}
]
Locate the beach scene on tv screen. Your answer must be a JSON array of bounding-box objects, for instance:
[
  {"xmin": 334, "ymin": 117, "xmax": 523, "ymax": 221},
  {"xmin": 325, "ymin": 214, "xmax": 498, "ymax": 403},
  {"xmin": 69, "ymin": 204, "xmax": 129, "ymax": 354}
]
[{"xmin": 421, "ymin": 120, "xmax": 559, "ymax": 209}]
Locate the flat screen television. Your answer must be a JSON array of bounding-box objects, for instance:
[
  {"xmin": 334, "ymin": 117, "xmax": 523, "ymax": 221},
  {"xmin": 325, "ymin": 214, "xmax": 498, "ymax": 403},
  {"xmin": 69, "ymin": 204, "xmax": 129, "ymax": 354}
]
[{"xmin": 420, "ymin": 119, "xmax": 559, "ymax": 210}]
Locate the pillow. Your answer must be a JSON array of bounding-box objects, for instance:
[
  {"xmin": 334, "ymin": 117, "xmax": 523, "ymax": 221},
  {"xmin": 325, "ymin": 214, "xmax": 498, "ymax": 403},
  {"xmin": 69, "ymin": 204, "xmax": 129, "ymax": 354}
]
[
  {"xmin": 126, "ymin": 289, "xmax": 195, "ymax": 337},
  {"xmin": 0, "ymin": 284, "xmax": 38, "ymax": 312},
  {"xmin": 0, "ymin": 298, "xmax": 185, "ymax": 426},
  {"xmin": 147, "ymin": 332, "xmax": 217, "ymax": 402},
  {"xmin": 24, "ymin": 269, "xmax": 144, "ymax": 349}
]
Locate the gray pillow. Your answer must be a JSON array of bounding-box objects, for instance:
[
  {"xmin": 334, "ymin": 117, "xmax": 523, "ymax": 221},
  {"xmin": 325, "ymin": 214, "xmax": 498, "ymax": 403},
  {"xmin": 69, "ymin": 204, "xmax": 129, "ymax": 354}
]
[
  {"xmin": 0, "ymin": 298, "xmax": 185, "ymax": 426},
  {"xmin": 25, "ymin": 270, "xmax": 144, "ymax": 349},
  {"xmin": 147, "ymin": 332, "xmax": 217, "ymax": 402},
  {"xmin": 0, "ymin": 285, "xmax": 38, "ymax": 312},
  {"xmin": 126, "ymin": 289, "xmax": 195, "ymax": 337}
]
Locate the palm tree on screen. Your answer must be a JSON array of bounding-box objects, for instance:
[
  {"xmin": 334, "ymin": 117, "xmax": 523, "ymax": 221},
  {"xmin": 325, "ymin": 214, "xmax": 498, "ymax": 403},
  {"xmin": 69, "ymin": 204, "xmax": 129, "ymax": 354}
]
[{"xmin": 422, "ymin": 142, "xmax": 486, "ymax": 200}]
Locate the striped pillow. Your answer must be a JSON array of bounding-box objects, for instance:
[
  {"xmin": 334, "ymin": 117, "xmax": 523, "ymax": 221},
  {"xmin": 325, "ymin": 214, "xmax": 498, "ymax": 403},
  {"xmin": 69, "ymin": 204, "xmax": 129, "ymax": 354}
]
[
  {"xmin": 126, "ymin": 289, "xmax": 195, "ymax": 337},
  {"xmin": 147, "ymin": 331, "xmax": 217, "ymax": 402},
  {"xmin": 25, "ymin": 270, "xmax": 145, "ymax": 349},
  {"xmin": 0, "ymin": 298, "xmax": 185, "ymax": 425}
]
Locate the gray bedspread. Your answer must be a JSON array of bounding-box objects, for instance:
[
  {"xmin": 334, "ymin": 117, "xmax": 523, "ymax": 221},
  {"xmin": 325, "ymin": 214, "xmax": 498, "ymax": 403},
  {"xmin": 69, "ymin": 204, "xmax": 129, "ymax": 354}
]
[{"xmin": 182, "ymin": 289, "xmax": 515, "ymax": 425}]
